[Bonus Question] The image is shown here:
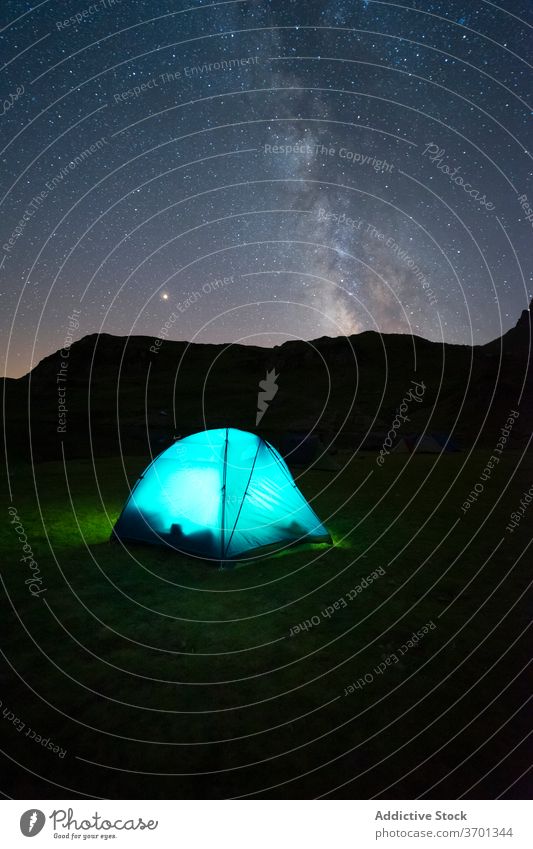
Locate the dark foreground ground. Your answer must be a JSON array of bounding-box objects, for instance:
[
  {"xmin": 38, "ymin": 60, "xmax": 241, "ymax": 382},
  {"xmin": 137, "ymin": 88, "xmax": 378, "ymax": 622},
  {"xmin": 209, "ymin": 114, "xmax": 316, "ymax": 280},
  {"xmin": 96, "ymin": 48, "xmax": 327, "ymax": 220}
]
[{"xmin": 1, "ymin": 450, "xmax": 531, "ymax": 799}]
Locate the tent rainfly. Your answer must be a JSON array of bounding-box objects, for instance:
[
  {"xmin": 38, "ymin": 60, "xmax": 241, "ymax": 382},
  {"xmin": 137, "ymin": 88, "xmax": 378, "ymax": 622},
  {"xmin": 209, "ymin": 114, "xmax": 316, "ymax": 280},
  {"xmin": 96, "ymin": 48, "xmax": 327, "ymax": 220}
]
[{"xmin": 112, "ymin": 427, "xmax": 331, "ymax": 561}]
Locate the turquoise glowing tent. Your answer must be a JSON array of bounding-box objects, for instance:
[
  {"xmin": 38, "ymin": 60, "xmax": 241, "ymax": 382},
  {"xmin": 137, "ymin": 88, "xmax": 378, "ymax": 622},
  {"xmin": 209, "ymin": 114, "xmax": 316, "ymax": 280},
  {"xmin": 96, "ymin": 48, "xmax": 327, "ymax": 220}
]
[{"xmin": 112, "ymin": 428, "xmax": 331, "ymax": 561}]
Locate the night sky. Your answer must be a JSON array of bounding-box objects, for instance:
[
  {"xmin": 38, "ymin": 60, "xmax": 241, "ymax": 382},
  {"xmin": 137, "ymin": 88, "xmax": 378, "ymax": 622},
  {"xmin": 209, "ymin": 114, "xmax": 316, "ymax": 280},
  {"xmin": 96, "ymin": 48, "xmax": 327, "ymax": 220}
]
[{"xmin": 1, "ymin": 0, "xmax": 532, "ymax": 378}]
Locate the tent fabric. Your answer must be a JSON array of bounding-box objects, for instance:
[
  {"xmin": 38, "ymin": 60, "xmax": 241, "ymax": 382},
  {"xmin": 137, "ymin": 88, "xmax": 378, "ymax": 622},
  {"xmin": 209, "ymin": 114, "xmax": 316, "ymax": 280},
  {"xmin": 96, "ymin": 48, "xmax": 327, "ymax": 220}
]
[{"xmin": 112, "ymin": 428, "xmax": 331, "ymax": 560}]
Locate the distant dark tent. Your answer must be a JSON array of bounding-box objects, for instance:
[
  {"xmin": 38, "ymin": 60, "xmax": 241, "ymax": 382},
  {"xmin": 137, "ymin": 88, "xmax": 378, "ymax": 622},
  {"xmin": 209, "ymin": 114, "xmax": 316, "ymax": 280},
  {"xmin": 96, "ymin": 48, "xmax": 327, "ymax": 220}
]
[
  {"xmin": 280, "ymin": 431, "xmax": 339, "ymax": 471},
  {"xmin": 393, "ymin": 435, "xmax": 439, "ymax": 453},
  {"xmin": 393, "ymin": 436, "xmax": 411, "ymax": 454},
  {"xmin": 112, "ymin": 428, "xmax": 331, "ymax": 561},
  {"xmin": 431, "ymin": 432, "xmax": 461, "ymax": 452}
]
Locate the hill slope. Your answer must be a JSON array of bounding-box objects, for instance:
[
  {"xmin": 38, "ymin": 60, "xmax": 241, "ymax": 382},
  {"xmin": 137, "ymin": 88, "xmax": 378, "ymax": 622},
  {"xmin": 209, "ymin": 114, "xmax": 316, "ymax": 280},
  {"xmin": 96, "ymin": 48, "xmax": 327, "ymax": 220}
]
[{"xmin": 2, "ymin": 303, "xmax": 531, "ymax": 461}]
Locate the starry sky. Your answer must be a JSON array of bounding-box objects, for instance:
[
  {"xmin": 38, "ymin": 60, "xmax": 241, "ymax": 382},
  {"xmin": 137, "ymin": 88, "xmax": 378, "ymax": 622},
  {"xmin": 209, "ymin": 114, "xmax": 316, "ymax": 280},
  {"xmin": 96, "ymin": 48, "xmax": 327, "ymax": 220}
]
[{"xmin": 1, "ymin": 0, "xmax": 532, "ymax": 377}]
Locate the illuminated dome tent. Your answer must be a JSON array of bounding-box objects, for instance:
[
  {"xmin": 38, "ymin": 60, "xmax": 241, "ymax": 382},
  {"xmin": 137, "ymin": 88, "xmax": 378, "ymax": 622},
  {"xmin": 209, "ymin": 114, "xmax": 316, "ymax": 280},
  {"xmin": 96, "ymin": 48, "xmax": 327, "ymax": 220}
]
[{"xmin": 112, "ymin": 427, "xmax": 331, "ymax": 561}]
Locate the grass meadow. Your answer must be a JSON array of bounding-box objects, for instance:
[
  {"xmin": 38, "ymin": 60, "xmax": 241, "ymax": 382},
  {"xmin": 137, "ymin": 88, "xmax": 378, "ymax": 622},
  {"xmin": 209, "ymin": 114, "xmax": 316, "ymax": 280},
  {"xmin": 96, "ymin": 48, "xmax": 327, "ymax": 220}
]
[{"xmin": 2, "ymin": 449, "xmax": 531, "ymax": 798}]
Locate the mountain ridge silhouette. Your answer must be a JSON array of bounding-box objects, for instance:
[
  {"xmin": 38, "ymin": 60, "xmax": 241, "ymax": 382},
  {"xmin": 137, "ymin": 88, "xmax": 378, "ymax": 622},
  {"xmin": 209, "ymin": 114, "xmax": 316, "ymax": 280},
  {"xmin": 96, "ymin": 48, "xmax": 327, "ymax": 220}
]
[{"xmin": 2, "ymin": 301, "xmax": 531, "ymax": 460}]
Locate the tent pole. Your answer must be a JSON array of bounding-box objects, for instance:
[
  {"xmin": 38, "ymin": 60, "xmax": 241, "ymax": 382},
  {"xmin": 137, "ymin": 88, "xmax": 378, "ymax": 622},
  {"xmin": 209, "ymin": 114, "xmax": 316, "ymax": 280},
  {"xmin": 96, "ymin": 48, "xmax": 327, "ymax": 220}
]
[{"xmin": 219, "ymin": 427, "xmax": 229, "ymax": 569}]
